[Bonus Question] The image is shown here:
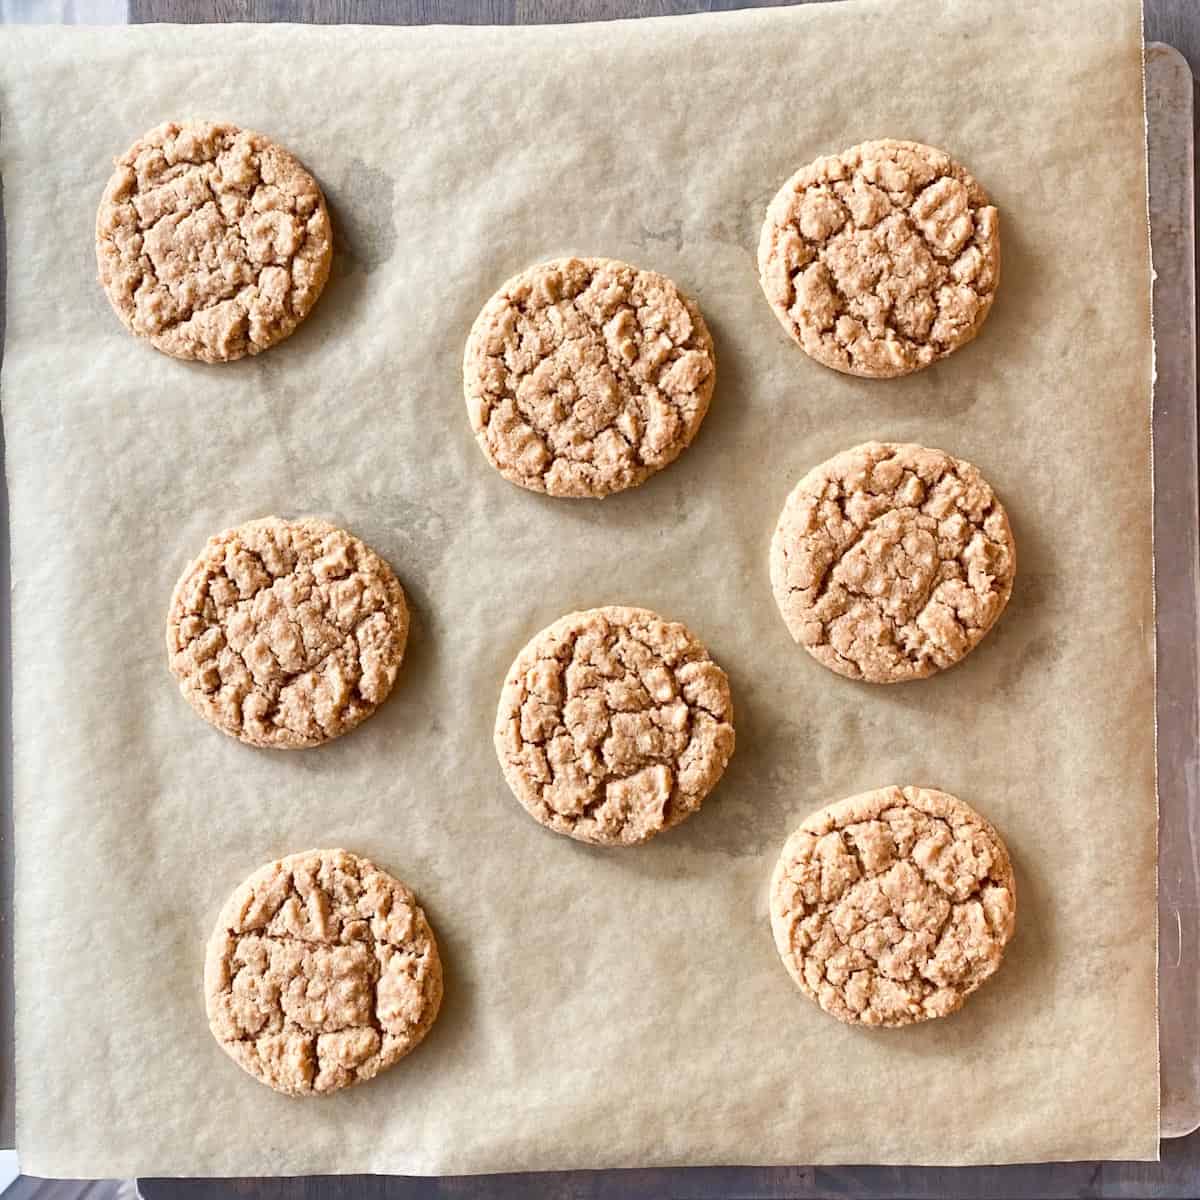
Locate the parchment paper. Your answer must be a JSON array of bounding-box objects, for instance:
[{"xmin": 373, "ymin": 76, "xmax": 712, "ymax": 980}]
[{"xmin": 0, "ymin": 0, "xmax": 1158, "ymax": 1176}]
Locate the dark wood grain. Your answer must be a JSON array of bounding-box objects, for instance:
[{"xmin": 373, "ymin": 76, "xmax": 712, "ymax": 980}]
[
  {"xmin": 1151, "ymin": 0, "xmax": 1200, "ymax": 77},
  {"xmin": 68, "ymin": 1, "xmax": 1200, "ymax": 1197},
  {"xmin": 128, "ymin": 0, "xmax": 806, "ymax": 21},
  {"xmin": 131, "ymin": 1134, "xmax": 1200, "ymax": 1200}
]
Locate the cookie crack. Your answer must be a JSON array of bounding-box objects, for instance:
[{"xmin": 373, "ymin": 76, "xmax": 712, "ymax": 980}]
[
  {"xmin": 505, "ymin": 307, "xmax": 689, "ymax": 473},
  {"xmin": 804, "ymin": 203, "xmax": 960, "ymax": 351}
]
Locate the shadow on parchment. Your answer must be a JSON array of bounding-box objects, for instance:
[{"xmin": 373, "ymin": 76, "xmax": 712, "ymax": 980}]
[
  {"xmin": 494, "ymin": 303, "xmax": 766, "ymax": 545},
  {"xmin": 262, "ymin": 552, "xmax": 442, "ymax": 787},
  {"xmin": 245, "ymin": 156, "xmax": 396, "ymax": 378},
  {"xmin": 832, "ymin": 213, "xmax": 1045, "ymax": 424},
  {"xmin": 842, "ymin": 840, "xmax": 1055, "ymax": 1068}
]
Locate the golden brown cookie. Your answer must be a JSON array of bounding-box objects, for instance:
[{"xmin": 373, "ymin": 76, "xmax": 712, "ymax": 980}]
[
  {"xmin": 494, "ymin": 606, "xmax": 735, "ymax": 845},
  {"xmin": 166, "ymin": 517, "xmax": 408, "ymax": 749},
  {"xmin": 758, "ymin": 139, "xmax": 999, "ymax": 378},
  {"xmin": 463, "ymin": 257, "xmax": 716, "ymax": 498},
  {"xmin": 770, "ymin": 442, "xmax": 1015, "ymax": 683},
  {"xmin": 205, "ymin": 849, "xmax": 443, "ymax": 1096},
  {"xmin": 770, "ymin": 786, "xmax": 1016, "ymax": 1027},
  {"xmin": 96, "ymin": 121, "xmax": 332, "ymax": 362}
]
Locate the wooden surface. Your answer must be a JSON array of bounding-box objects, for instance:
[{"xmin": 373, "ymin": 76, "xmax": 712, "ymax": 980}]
[
  {"xmin": 9, "ymin": 1, "xmax": 1200, "ymax": 1198},
  {"xmin": 129, "ymin": 0, "xmax": 808, "ymax": 21},
  {"xmin": 124, "ymin": 0, "xmax": 1200, "ymax": 80}
]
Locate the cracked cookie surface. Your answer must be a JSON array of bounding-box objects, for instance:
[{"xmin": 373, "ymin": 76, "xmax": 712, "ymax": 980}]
[
  {"xmin": 770, "ymin": 442, "xmax": 1014, "ymax": 683},
  {"xmin": 167, "ymin": 516, "xmax": 408, "ymax": 749},
  {"xmin": 464, "ymin": 257, "xmax": 716, "ymax": 498},
  {"xmin": 205, "ymin": 849, "xmax": 442, "ymax": 1096},
  {"xmin": 770, "ymin": 786, "xmax": 1016, "ymax": 1027},
  {"xmin": 758, "ymin": 139, "xmax": 999, "ymax": 378},
  {"xmin": 96, "ymin": 121, "xmax": 332, "ymax": 362},
  {"xmin": 495, "ymin": 606, "xmax": 735, "ymax": 845}
]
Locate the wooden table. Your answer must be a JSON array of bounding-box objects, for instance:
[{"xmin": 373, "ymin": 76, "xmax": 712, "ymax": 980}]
[{"xmin": 8, "ymin": 2, "xmax": 1200, "ymax": 1197}]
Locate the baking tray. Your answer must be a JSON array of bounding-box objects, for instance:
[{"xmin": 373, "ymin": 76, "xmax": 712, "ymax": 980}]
[
  {"xmin": 0, "ymin": 35, "xmax": 1196, "ymax": 1196},
  {"xmin": 1147, "ymin": 40, "xmax": 1200, "ymax": 1142}
]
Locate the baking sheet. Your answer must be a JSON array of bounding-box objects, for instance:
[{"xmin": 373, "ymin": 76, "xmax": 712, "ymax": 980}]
[
  {"xmin": 1146, "ymin": 40, "xmax": 1200, "ymax": 1141},
  {"xmin": 0, "ymin": 0, "xmax": 1158, "ymax": 1176}
]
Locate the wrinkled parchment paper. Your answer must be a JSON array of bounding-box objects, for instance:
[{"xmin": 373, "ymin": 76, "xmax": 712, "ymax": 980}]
[{"xmin": 1, "ymin": 0, "xmax": 1157, "ymax": 1176}]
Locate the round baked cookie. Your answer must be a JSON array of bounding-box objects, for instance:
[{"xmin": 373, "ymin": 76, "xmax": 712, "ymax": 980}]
[
  {"xmin": 167, "ymin": 516, "xmax": 409, "ymax": 749},
  {"xmin": 463, "ymin": 257, "xmax": 716, "ymax": 498},
  {"xmin": 96, "ymin": 121, "xmax": 332, "ymax": 362},
  {"xmin": 205, "ymin": 849, "xmax": 443, "ymax": 1096},
  {"xmin": 758, "ymin": 139, "xmax": 999, "ymax": 378},
  {"xmin": 495, "ymin": 606, "xmax": 735, "ymax": 845},
  {"xmin": 770, "ymin": 441, "xmax": 1015, "ymax": 683},
  {"xmin": 770, "ymin": 785, "xmax": 1016, "ymax": 1027}
]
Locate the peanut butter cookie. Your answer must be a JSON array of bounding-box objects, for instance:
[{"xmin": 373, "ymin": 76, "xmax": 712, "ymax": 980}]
[
  {"xmin": 770, "ymin": 785, "xmax": 1016, "ymax": 1027},
  {"xmin": 167, "ymin": 517, "xmax": 408, "ymax": 749},
  {"xmin": 758, "ymin": 140, "xmax": 999, "ymax": 377},
  {"xmin": 464, "ymin": 257, "xmax": 716, "ymax": 498},
  {"xmin": 770, "ymin": 442, "xmax": 1014, "ymax": 683},
  {"xmin": 205, "ymin": 849, "xmax": 442, "ymax": 1095},
  {"xmin": 96, "ymin": 121, "xmax": 332, "ymax": 362},
  {"xmin": 495, "ymin": 606, "xmax": 735, "ymax": 845}
]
